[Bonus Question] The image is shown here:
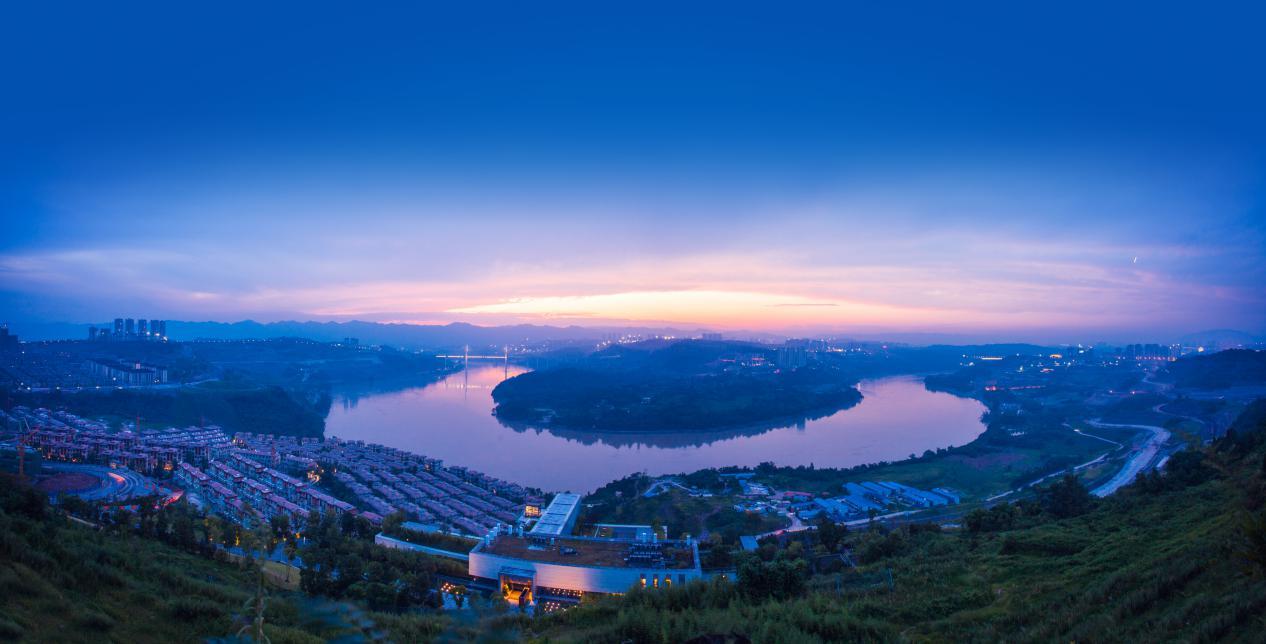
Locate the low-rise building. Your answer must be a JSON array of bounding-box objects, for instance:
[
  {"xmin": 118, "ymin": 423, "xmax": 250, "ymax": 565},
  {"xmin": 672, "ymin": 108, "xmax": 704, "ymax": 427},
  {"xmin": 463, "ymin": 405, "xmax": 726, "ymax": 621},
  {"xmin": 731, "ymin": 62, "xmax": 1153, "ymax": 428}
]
[{"xmin": 469, "ymin": 527, "xmax": 703, "ymax": 601}]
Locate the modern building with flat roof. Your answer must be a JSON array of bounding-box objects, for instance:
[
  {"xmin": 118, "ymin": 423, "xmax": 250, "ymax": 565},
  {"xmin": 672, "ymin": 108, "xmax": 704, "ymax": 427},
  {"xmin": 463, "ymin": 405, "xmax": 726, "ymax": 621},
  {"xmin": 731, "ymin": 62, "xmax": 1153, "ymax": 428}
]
[
  {"xmin": 468, "ymin": 526, "xmax": 703, "ymax": 602},
  {"xmin": 592, "ymin": 523, "xmax": 661, "ymax": 540},
  {"xmin": 527, "ymin": 492, "xmax": 581, "ymax": 536}
]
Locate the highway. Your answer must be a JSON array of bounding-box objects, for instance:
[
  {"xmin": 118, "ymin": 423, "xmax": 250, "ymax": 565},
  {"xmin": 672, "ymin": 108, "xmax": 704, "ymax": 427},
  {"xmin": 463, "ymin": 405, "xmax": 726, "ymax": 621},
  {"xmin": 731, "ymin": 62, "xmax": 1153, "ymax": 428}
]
[{"xmin": 1087, "ymin": 419, "xmax": 1170, "ymax": 497}]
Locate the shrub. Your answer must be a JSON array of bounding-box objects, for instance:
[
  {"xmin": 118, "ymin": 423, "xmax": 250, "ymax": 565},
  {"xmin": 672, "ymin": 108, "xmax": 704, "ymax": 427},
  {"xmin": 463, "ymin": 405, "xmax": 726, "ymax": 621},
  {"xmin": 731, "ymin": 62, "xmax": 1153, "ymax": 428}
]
[{"xmin": 169, "ymin": 596, "xmax": 227, "ymax": 621}]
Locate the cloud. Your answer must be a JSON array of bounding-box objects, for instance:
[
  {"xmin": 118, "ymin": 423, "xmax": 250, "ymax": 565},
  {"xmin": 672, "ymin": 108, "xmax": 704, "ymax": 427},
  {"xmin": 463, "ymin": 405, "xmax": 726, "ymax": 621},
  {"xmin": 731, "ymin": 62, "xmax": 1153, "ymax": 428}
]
[{"xmin": 2, "ymin": 153, "xmax": 1263, "ymax": 337}]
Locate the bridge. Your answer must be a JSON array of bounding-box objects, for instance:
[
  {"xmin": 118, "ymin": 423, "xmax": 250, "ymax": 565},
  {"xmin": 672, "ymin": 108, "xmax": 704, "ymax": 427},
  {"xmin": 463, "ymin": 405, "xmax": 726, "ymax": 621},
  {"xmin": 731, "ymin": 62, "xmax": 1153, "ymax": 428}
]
[{"xmin": 435, "ymin": 346, "xmax": 511, "ymax": 372}]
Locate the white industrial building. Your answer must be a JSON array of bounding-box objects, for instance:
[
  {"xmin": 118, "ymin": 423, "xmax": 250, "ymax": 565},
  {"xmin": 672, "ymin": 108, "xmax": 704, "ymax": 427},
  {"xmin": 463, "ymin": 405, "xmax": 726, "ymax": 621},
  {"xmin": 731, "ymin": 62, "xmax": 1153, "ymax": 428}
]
[{"xmin": 468, "ymin": 492, "xmax": 702, "ymax": 602}]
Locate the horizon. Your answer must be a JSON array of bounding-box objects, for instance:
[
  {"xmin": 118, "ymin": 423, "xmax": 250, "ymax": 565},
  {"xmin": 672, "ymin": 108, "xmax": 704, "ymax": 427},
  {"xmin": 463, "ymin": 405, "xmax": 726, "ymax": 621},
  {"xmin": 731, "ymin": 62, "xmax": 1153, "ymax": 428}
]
[
  {"xmin": 3, "ymin": 3, "xmax": 1265, "ymax": 339},
  {"xmin": 5, "ymin": 316, "xmax": 1259, "ymax": 348}
]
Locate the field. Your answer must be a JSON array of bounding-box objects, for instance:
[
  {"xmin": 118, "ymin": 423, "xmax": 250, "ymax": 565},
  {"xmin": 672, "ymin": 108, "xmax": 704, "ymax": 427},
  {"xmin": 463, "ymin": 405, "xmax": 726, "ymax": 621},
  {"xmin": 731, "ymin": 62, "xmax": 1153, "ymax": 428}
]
[
  {"xmin": 754, "ymin": 420, "xmax": 1140, "ymax": 501},
  {"xmin": 34, "ymin": 472, "xmax": 99, "ymax": 494}
]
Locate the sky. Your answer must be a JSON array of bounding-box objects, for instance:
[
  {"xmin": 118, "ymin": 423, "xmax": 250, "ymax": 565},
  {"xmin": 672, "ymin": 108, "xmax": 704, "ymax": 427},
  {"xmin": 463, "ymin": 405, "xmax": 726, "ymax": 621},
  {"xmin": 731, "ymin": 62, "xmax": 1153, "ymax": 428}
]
[{"xmin": 2, "ymin": 2, "xmax": 1264, "ymax": 342}]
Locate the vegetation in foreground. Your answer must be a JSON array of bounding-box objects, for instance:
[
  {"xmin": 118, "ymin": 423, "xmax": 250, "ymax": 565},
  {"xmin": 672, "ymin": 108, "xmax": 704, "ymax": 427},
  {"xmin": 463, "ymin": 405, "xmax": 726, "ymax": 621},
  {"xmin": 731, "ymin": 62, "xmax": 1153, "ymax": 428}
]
[{"xmin": 0, "ymin": 477, "xmax": 477, "ymax": 642}]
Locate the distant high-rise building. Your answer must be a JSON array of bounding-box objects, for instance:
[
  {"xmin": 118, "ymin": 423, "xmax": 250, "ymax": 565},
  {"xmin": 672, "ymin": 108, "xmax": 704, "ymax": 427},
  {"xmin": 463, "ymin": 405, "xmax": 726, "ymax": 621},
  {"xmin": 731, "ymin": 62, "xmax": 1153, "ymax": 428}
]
[
  {"xmin": 153, "ymin": 320, "xmax": 167, "ymax": 339},
  {"xmin": 125, "ymin": 318, "xmax": 135, "ymax": 337},
  {"xmin": 89, "ymin": 327, "xmax": 99, "ymax": 341},
  {"xmin": 702, "ymin": 332, "xmax": 723, "ymax": 341},
  {"xmin": 0, "ymin": 324, "xmax": 17, "ymax": 352},
  {"xmin": 113, "ymin": 318, "xmax": 125, "ymax": 337},
  {"xmin": 777, "ymin": 345, "xmax": 808, "ymax": 368},
  {"xmin": 138, "ymin": 319, "xmax": 149, "ymax": 338}
]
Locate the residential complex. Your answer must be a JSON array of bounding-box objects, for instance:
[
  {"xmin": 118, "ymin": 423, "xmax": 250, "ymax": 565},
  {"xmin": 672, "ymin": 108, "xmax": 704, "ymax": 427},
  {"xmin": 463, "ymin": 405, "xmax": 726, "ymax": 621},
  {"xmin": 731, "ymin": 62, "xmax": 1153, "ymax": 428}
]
[
  {"xmin": 3, "ymin": 407, "xmax": 533, "ymax": 536},
  {"xmin": 91, "ymin": 318, "xmax": 168, "ymax": 342}
]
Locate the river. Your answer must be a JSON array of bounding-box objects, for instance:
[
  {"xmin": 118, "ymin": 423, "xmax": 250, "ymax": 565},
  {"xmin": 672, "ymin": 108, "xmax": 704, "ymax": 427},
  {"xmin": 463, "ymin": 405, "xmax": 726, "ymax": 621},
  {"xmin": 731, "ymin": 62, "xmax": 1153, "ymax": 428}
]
[{"xmin": 325, "ymin": 364, "xmax": 987, "ymax": 493}]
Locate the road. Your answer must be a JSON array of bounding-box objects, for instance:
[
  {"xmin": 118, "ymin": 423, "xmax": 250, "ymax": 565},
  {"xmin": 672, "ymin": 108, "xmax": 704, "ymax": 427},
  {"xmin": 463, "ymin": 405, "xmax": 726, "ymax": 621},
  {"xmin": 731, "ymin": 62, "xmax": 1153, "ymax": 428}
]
[
  {"xmin": 743, "ymin": 394, "xmax": 1181, "ymax": 539},
  {"xmin": 1087, "ymin": 418, "xmax": 1170, "ymax": 497}
]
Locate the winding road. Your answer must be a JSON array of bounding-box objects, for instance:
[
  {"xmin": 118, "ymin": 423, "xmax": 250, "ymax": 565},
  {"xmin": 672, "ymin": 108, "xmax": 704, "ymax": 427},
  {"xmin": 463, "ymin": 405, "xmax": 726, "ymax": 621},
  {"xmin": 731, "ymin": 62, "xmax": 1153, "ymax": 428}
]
[{"xmin": 1086, "ymin": 417, "xmax": 1170, "ymax": 497}]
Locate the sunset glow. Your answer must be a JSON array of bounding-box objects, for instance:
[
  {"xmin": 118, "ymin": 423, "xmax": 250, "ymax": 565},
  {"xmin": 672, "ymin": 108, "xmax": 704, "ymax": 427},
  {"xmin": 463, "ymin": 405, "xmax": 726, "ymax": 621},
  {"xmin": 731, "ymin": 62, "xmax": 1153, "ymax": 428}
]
[{"xmin": 1, "ymin": 4, "xmax": 1263, "ymax": 342}]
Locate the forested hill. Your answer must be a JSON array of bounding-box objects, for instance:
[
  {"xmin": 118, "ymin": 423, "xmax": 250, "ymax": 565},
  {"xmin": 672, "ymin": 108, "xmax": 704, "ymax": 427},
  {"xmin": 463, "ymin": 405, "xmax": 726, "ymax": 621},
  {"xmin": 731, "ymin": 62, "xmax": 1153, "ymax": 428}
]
[
  {"xmin": 1166, "ymin": 349, "xmax": 1266, "ymax": 389},
  {"xmin": 492, "ymin": 340, "xmax": 863, "ymax": 431}
]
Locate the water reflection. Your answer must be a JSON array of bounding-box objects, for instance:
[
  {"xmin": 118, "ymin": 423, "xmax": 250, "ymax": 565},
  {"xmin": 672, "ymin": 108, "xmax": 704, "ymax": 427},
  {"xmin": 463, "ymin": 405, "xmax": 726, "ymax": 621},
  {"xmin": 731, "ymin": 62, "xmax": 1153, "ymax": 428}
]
[
  {"xmin": 498, "ymin": 402, "xmax": 856, "ymax": 449},
  {"xmin": 325, "ymin": 365, "xmax": 986, "ymax": 493}
]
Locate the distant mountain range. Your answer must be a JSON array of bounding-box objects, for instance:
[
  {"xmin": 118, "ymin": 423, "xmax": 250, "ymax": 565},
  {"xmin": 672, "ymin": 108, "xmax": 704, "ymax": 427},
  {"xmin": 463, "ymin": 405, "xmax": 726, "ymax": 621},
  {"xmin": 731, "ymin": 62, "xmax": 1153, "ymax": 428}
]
[
  {"xmin": 1176, "ymin": 328, "xmax": 1263, "ymax": 347},
  {"xmin": 9, "ymin": 318, "xmax": 1262, "ymax": 351},
  {"xmin": 163, "ymin": 320, "xmax": 736, "ymax": 351},
  {"xmin": 165, "ymin": 320, "xmax": 688, "ymax": 350}
]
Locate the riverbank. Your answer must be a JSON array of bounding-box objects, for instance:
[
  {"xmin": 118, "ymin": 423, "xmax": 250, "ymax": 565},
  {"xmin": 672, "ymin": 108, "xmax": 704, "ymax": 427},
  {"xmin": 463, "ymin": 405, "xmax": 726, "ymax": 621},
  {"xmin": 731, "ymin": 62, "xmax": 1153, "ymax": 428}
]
[{"xmin": 326, "ymin": 368, "xmax": 987, "ymax": 493}]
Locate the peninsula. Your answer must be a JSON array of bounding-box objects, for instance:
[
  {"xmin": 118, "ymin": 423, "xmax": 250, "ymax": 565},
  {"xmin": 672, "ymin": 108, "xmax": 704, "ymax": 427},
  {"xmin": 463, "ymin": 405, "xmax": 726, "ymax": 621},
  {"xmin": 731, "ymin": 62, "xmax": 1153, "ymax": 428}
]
[{"xmin": 491, "ymin": 339, "xmax": 863, "ymax": 431}]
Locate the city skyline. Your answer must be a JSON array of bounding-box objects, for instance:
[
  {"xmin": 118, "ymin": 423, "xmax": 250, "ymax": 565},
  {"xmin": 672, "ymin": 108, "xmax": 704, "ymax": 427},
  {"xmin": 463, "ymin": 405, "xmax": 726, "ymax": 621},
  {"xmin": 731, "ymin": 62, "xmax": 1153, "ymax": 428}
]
[{"xmin": 3, "ymin": 3, "xmax": 1264, "ymax": 339}]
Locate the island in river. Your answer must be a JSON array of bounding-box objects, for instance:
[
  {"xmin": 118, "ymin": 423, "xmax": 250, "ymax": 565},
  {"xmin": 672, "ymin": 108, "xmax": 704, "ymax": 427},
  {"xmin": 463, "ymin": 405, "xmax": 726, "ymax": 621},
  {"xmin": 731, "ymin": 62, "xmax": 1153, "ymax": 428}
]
[{"xmin": 491, "ymin": 339, "xmax": 863, "ymax": 431}]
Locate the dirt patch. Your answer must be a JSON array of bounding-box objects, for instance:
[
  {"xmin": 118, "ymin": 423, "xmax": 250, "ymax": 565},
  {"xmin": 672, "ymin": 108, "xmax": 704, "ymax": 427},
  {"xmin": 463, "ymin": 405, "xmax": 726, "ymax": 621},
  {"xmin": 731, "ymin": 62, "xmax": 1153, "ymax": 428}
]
[{"xmin": 36, "ymin": 472, "xmax": 101, "ymax": 494}]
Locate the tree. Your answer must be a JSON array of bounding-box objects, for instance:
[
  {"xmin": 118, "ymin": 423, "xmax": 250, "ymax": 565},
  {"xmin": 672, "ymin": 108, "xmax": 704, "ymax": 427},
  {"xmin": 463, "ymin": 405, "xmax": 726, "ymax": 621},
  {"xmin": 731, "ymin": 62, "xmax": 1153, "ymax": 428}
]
[
  {"xmin": 173, "ymin": 512, "xmax": 197, "ymax": 549},
  {"xmin": 1039, "ymin": 474, "xmax": 1094, "ymax": 519},
  {"xmin": 270, "ymin": 514, "xmax": 290, "ymax": 542},
  {"xmin": 283, "ymin": 542, "xmax": 298, "ymax": 583},
  {"xmin": 112, "ymin": 508, "xmax": 134, "ymax": 533},
  {"xmin": 238, "ymin": 527, "xmax": 258, "ymax": 568},
  {"xmin": 206, "ymin": 515, "xmax": 225, "ymax": 549},
  {"xmin": 814, "ymin": 515, "xmax": 845, "ymax": 552},
  {"xmin": 383, "ymin": 510, "xmax": 405, "ymax": 535},
  {"xmin": 965, "ymin": 504, "xmax": 1017, "ymax": 533},
  {"xmin": 736, "ymin": 552, "xmax": 807, "ymax": 601},
  {"xmin": 157, "ymin": 508, "xmax": 172, "ymax": 539},
  {"xmin": 254, "ymin": 520, "xmax": 276, "ymax": 566},
  {"xmin": 340, "ymin": 510, "xmax": 358, "ymax": 536},
  {"xmin": 1162, "ymin": 450, "xmax": 1216, "ymax": 489},
  {"xmin": 59, "ymin": 494, "xmax": 89, "ymax": 517}
]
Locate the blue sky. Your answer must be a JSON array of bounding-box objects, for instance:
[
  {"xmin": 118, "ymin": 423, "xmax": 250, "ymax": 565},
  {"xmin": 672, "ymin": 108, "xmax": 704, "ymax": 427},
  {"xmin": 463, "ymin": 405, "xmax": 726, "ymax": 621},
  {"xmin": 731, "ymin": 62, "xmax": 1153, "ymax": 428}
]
[{"xmin": 2, "ymin": 2, "xmax": 1264, "ymax": 341}]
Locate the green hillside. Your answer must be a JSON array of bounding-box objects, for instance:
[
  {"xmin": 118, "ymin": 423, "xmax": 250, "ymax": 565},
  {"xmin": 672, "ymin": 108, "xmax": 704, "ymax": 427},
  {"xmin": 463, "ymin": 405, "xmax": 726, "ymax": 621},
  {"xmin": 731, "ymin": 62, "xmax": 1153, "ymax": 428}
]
[
  {"xmin": 526, "ymin": 400, "xmax": 1266, "ymax": 642},
  {"xmin": 1166, "ymin": 349, "xmax": 1266, "ymax": 389},
  {"xmin": 0, "ymin": 481, "xmax": 451, "ymax": 643}
]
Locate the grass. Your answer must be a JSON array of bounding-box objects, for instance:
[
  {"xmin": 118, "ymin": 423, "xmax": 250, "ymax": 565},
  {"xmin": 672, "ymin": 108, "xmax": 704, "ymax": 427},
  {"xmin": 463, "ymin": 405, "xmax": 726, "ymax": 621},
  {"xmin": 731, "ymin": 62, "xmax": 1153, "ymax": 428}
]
[
  {"xmin": 221, "ymin": 548, "xmax": 301, "ymax": 591},
  {"xmin": 0, "ymin": 477, "xmax": 453, "ymax": 642},
  {"xmin": 748, "ymin": 415, "xmax": 1144, "ymax": 502}
]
